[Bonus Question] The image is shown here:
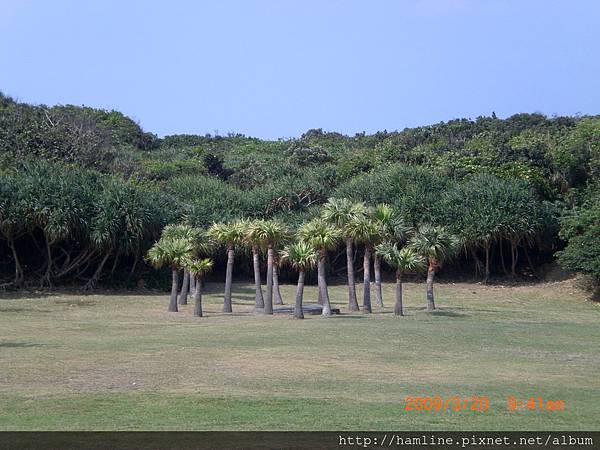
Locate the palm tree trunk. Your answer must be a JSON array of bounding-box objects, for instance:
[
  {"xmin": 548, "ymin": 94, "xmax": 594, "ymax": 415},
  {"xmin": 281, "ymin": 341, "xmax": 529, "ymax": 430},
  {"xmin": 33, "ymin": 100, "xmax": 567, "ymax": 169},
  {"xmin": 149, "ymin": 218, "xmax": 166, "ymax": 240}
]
[
  {"xmin": 179, "ymin": 269, "xmax": 189, "ymax": 305},
  {"xmin": 523, "ymin": 245, "xmax": 538, "ymax": 278},
  {"xmin": 294, "ymin": 270, "xmax": 305, "ymax": 319},
  {"xmin": 394, "ymin": 270, "xmax": 404, "ymax": 316},
  {"xmin": 252, "ymin": 245, "xmax": 264, "ymax": 309},
  {"xmin": 346, "ymin": 238, "xmax": 359, "ymax": 311},
  {"xmin": 484, "ymin": 242, "xmax": 491, "ymax": 283},
  {"xmin": 374, "ymin": 253, "xmax": 383, "ymax": 308},
  {"xmin": 317, "ymin": 287, "xmax": 323, "ymax": 305},
  {"xmin": 84, "ymin": 252, "xmax": 110, "ymax": 291},
  {"xmin": 426, "ymin": 260, "xmax": 436, "ymax": 311},
  {"xmin": 8, "ymin": 238, "xmax": 24, "ymax": 287},
  {"xmin": 189, "ymin": 274, "xmax": 196, "ymax": 296},
  {"xmin": 471, "ymin": 248, "xmax": 483, "ymax": 279},
  {"xmin": 273, "ymin": 264, "xmax": 284, "ymax": 305},
  {"xmin": 223, "ymin": 244, "xmax": 234, "ymax": 313},
  {"xmin": 130, "ymin": 254, "xmax": 139, "ymax": 276},
  {"xmin": 42, "ymin": 236, "xmax": 53, "ymax": 287},
  {"xmin": 264, "ymin": 245, "xmax": 274, "ymax": 314},
  {"xmin": 510, "ymin": 238, "xmax": 518, "ymax": 278},
  {"xmin": 193, "ymin": 275, "xmax": 203, "ymax": 317},
  {"xmin": 110, "ymin": 252, "xmax": 120, "ymax": 275},
  {"xmin": 318, "ymin": 251, "xmax": 332, "ymax": 316},
  {"xmin": 363, "ymin": 246, "xmax": 372, "ymax": 313},
  {"xmin": 499, "ymin": 240, "xmax": 509, "ymax": 276},
  {"xmin": 169, "ymin": 267, "xmax": 179, "ymax": 312}
]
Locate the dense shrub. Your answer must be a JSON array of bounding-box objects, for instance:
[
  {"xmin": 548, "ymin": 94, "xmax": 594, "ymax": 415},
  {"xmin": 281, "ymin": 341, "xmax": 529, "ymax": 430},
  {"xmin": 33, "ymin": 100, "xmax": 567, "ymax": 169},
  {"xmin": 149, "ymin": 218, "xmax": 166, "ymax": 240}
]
[{"xmin": 1, "ymin": 94, "xmax": 599, "ymax": 288}]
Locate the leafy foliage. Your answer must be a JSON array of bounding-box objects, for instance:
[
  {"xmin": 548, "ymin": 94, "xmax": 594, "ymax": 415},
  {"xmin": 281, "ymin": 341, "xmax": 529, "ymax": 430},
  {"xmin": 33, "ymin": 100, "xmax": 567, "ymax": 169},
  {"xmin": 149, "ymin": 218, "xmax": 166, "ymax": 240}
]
[
  {"xmin": 185, "ymin": 258, "xmax": 214, "ymax": 277},
  {"xmin": 280, "ymin": 241, "xmax": 318, "ymax": 272},
  {"xmin": 146, "ymin": 237, "xmax": 195, "ymax": 270},
  {"xmin": 298, "ymin": 218, "xmax": 341, "ymax": 252},
  {"xmin": 1, "ymin": 94, "xmax": 599, "ymax": 288},
  {"xmin": 556, "ymin": 184, "xmax": 600, "ymax": 282},
  {"xmin": 376, "ymin": 242, "xmax": 426, "ymax": 275},
  {"xmin": 410, "ymin": 225, "xmax": 459, "ymax": 267}
]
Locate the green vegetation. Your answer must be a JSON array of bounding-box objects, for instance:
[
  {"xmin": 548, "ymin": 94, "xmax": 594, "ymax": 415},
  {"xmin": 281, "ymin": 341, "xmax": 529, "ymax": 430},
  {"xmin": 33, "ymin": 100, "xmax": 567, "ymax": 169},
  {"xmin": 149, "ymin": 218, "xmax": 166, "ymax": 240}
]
[
  {"xmin": 375, "ymin": 243, "xmax": 425, "ymax": 316},
  {"xmin": 185, "ymin": 258, "xmax": 213, "ymax": 317},
  {"xmin": 1, "ymin": 93, "xmax": 599, "ymax": 291},
  {"xmin": 556, "ymin": 183, "xmax": 600, "ymax": 288},
  {"xmin": 280, "ymin": 241, "xmax": 318, "ymax": 319},
  {"xmin": 1, "ymin": 281, "xmax": 598, "ymax": 430}
]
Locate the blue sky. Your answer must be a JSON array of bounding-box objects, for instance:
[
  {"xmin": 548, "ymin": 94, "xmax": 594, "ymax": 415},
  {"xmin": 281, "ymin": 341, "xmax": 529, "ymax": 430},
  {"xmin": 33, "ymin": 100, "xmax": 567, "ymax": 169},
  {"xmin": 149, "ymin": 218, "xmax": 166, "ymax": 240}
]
[{"xmin": 1, "ymin": 0, "xmax": 599, "ymax": 139}]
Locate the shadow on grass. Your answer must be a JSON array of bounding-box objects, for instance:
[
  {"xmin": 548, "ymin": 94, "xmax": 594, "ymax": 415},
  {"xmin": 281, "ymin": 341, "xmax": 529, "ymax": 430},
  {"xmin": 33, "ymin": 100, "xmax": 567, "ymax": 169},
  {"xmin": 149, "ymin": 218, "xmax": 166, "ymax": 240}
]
[
  {"xmin": 428, "ymin": 309, "xmax": 468, "ymax": 318},
  {"xmin": 0, "ymin": 291, "xmax": 53, "ymax": 300},
  {"xmin": 329, "ymin": 315, "xmax": 368, "ymax": 320},
  {"xmin": 0, "ymin": 341, "xmax": 44, "ymax": 348},
  {"xmin": 450, "ymin": 306, "xmax": 502, "ymax": 314},
  {"xmin": 209, "ymin": 312, "xmax": 258, "ymax": 317},
  {"xmin": 409, "ymin": 306, "xmax": 469, "ymax": 317},
  {"xmin": 0, "ymin": 307, "xmax": 52, "ymax": 313}
]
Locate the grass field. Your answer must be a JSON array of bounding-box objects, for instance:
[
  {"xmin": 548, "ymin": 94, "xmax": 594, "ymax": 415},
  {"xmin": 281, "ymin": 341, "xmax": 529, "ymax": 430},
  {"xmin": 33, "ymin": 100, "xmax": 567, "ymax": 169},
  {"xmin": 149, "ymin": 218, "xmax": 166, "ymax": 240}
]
[{"xmin": 1, "ymin": 279, "xmax": 599, "ymax": 430}]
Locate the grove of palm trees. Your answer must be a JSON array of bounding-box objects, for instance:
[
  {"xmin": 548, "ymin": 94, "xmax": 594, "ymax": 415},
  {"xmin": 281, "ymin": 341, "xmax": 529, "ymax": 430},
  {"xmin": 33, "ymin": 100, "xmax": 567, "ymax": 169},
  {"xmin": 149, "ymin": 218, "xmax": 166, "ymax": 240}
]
[{"xmin": 147, "ymin": 200, "xmax": 459, "ymax": 319}]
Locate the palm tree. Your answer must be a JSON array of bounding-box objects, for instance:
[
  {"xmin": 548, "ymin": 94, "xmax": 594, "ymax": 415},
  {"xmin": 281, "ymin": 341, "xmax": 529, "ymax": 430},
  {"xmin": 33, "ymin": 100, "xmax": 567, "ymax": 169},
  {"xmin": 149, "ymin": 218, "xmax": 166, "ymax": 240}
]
[
  {"xmin": 321, "ymin": 198, "xmax": 367, "ymax": 312},
  {"xmin": 247, "ymin": 219, "xmax": 288, "ymax": 314},
  {"xmin": 160, "ymin": 224, "xmax": 201, "ymax": 305},
  {"xmin": 298, "ymin": 218, "xmax": 341, "ymax": 316},
  {"xmin": 272, "ymin": 253, "xmax": 284, "ymax": 306},
  {"xmin": 185, "ymin": 258, "xmax": 214, "ymax": 317},
  {"xmin": 146, "ymin": 237, "xmax": 195, "ymax": 312},
  {"xmin": 206, "ymin": 221, "xmax": 245, "ymax": 313},
  {"xmin": 189, "ymin": 272, "xmax": 196, "ymax": 297},
  {"xmin": 410, "ymin": 225, "xmax": 458, "ymax": 311},
  {"xmin": 280, "ymin": 241, "xmax": 318, "ymax": 319},
  {"xmin": 371, "ymin": 204, "xmax": 411, "ymax": 308},
  {"xmin": 179, "ymin": 270, "xmax": 191, "ymax": 305},
  {"xmin": 242, "ymin": 219, "xmax": 265, "ymax": 309},
  {"xmin": 376, "ymin": 242, "xmax": 425, "ymax": 316},
  {"xmin": 346, "ymin": 213, "xmax": 380, "ymax": 314}
]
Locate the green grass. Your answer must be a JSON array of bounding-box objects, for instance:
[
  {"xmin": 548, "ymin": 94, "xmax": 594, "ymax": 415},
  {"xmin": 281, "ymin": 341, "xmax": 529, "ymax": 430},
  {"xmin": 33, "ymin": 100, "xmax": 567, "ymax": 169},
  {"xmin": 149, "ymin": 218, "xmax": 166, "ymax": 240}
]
[{"xmin": 1, "ymin": 280, "xmax": 599, "ymax": 430}]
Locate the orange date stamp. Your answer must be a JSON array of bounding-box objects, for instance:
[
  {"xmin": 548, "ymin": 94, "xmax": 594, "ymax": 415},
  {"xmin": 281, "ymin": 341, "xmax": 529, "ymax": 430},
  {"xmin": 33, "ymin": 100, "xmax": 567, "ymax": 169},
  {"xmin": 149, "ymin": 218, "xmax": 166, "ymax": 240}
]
[
  {"xmin": 403, "ymin": 395, "xmax": 566, "ymax": 412},
  {"xmin": 507, "ymin": 396, "xmax": 565, "ymax": 411},
  {"xmin": 403, "ymin": 396, "xmax": 490, "ymax": 412}
]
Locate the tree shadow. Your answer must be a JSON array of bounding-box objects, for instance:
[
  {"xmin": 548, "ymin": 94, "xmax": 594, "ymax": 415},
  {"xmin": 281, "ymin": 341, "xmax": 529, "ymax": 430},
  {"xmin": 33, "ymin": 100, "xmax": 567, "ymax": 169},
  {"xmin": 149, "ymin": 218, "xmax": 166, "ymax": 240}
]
[
  {"xmin": 329, "ymin": 315, "xmax": 368, "ymax": 320},
  {"xmin": 450, "ymin": 306, "xmax": 501, "ymax": 314},
  {"xmin": 0, "ymin": 342, "xmax": 44, "ymax": 348},
  {"xmin": 0, "ymin": 307, "xmax": 52, "ymax": 313},
  {"xmin": 409, "ymin": 306, "xmax": 468, "ymax": 317},
  {"xmin": 0, "ymin": 291, "xmax": 53, "ymax": 300},
  {"xmin": 203, "ymin": 312, "xmax": 251, "ymax": 317},
  {"xmin": 428, "ymin": 309, "xmax": 468, "ymax": 317}
]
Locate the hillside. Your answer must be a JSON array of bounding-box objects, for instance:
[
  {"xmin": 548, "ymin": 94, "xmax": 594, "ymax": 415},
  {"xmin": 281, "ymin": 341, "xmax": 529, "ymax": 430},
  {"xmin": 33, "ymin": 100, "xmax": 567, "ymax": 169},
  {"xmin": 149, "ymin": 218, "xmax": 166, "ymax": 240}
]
[{"xmin": 1, "ymin": 92, "xmax": 599, "ymax": 289}]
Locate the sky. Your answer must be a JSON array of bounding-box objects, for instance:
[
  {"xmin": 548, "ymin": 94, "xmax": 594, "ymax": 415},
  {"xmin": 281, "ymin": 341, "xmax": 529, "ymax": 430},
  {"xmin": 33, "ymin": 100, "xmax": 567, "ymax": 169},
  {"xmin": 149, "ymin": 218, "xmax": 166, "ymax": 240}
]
[{"xmin": 1, "ymin": 0, "xmax": 599, "ymax": 139}]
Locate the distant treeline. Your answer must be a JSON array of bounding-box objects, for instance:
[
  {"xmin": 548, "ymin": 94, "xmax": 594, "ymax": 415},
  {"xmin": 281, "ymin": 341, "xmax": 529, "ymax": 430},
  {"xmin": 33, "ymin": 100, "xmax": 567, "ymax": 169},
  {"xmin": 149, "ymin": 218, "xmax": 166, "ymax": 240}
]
[{"xmin": 1, "ymin": 92, "xmax": 598, "ymax": 289}]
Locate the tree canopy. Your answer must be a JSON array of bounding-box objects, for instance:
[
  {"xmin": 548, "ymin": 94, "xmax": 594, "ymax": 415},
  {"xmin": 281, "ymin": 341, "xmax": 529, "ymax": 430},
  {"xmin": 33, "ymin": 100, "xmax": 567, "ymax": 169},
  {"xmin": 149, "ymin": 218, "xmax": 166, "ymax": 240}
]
[{"xmin": 1, "ymin": 93, "xmax": 599, "ymax": 289}]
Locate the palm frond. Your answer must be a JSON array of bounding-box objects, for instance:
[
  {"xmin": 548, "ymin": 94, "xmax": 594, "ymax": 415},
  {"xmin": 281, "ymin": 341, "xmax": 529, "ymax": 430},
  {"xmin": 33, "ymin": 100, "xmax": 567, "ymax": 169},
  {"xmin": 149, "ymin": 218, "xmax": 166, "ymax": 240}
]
[
  {"xmin": 298, "ymin": 218, "xmax": 341, "ymax": 251},
  {"xmin": 410, "ymin": 224, "xmax": 458, "ymax": 264},
  {"xmin": 185, "ymin": 258, "xmax": 214, "ymax": 277},
  {"xmin": 280, "ymin": 240, "xmax": 318, "ymax": 271}
]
